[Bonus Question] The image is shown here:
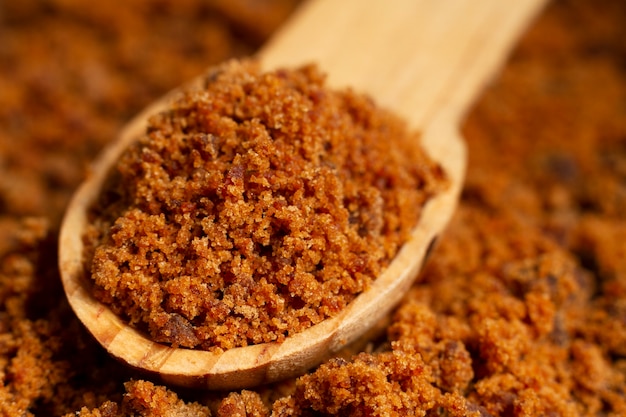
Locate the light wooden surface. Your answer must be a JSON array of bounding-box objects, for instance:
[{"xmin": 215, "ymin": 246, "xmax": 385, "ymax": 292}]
[{"xmin": 59, "ymin": 0, "xmax": 547, "ymax": 389}]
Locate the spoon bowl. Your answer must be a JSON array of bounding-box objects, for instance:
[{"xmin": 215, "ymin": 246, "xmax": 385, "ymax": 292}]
[{"xmin": 59, "ymin": 0, "xmax": 546, "ymax": 389}]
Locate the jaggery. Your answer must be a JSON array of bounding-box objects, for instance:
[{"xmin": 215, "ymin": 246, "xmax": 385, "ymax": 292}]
[
  {"xmin": 85, "ymin": 60, "xmax": 445, "ymax": 350},
  {"xmin": 1, "ymin": 0, "xmax": 626, "ymax": 416}
]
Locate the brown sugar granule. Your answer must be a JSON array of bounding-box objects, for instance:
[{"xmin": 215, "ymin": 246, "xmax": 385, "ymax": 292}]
[
  {"xmin": 86, "ymin": 60, "xmax": 446, "ymax": 350},
  {"xmin": 217, "ymin": 391, "xmax": 268, "ymax": 417},
  {"xmin": 72, "ymin": 380, "xmax": 211, "ymax": 417}
]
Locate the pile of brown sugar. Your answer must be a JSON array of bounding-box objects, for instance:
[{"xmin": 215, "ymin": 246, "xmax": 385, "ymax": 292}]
[
  {"xmin": 86, "ymin": 60, "xmax": 446, "ymax": 350},
  {"xmin": 2, "ymin": 0, "xmax": 626, "ymax": 416}
]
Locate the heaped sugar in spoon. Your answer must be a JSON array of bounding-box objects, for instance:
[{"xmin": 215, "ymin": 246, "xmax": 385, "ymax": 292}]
[{"xmin": 59, "ymin": 0, "xmax": 547, "ymax": 389}]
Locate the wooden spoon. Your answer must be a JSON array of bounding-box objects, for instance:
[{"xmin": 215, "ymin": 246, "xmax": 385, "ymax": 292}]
[{"xmin": 59, "ymin": 0, "xmax": 547, "ymax": 389}]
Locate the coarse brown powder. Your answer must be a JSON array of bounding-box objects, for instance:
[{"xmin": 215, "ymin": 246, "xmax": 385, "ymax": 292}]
[
  {"xmin": 85, "ymin": 60, "xmax": 446, "ymax": 350},
  {"xmin": 1, "ymin": 0, "xmax": 626, "ymax": 415}
]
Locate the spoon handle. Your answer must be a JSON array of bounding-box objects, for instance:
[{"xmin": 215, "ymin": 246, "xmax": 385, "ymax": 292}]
[{"xmin": 261, "ymin": 0, "xmax": 547, "ymax": 129}]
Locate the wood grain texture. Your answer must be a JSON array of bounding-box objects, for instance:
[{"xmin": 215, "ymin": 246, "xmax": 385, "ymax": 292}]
[{"xmin": 59, "ymin": 0, "xmax": 547, "ymax": 389}]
